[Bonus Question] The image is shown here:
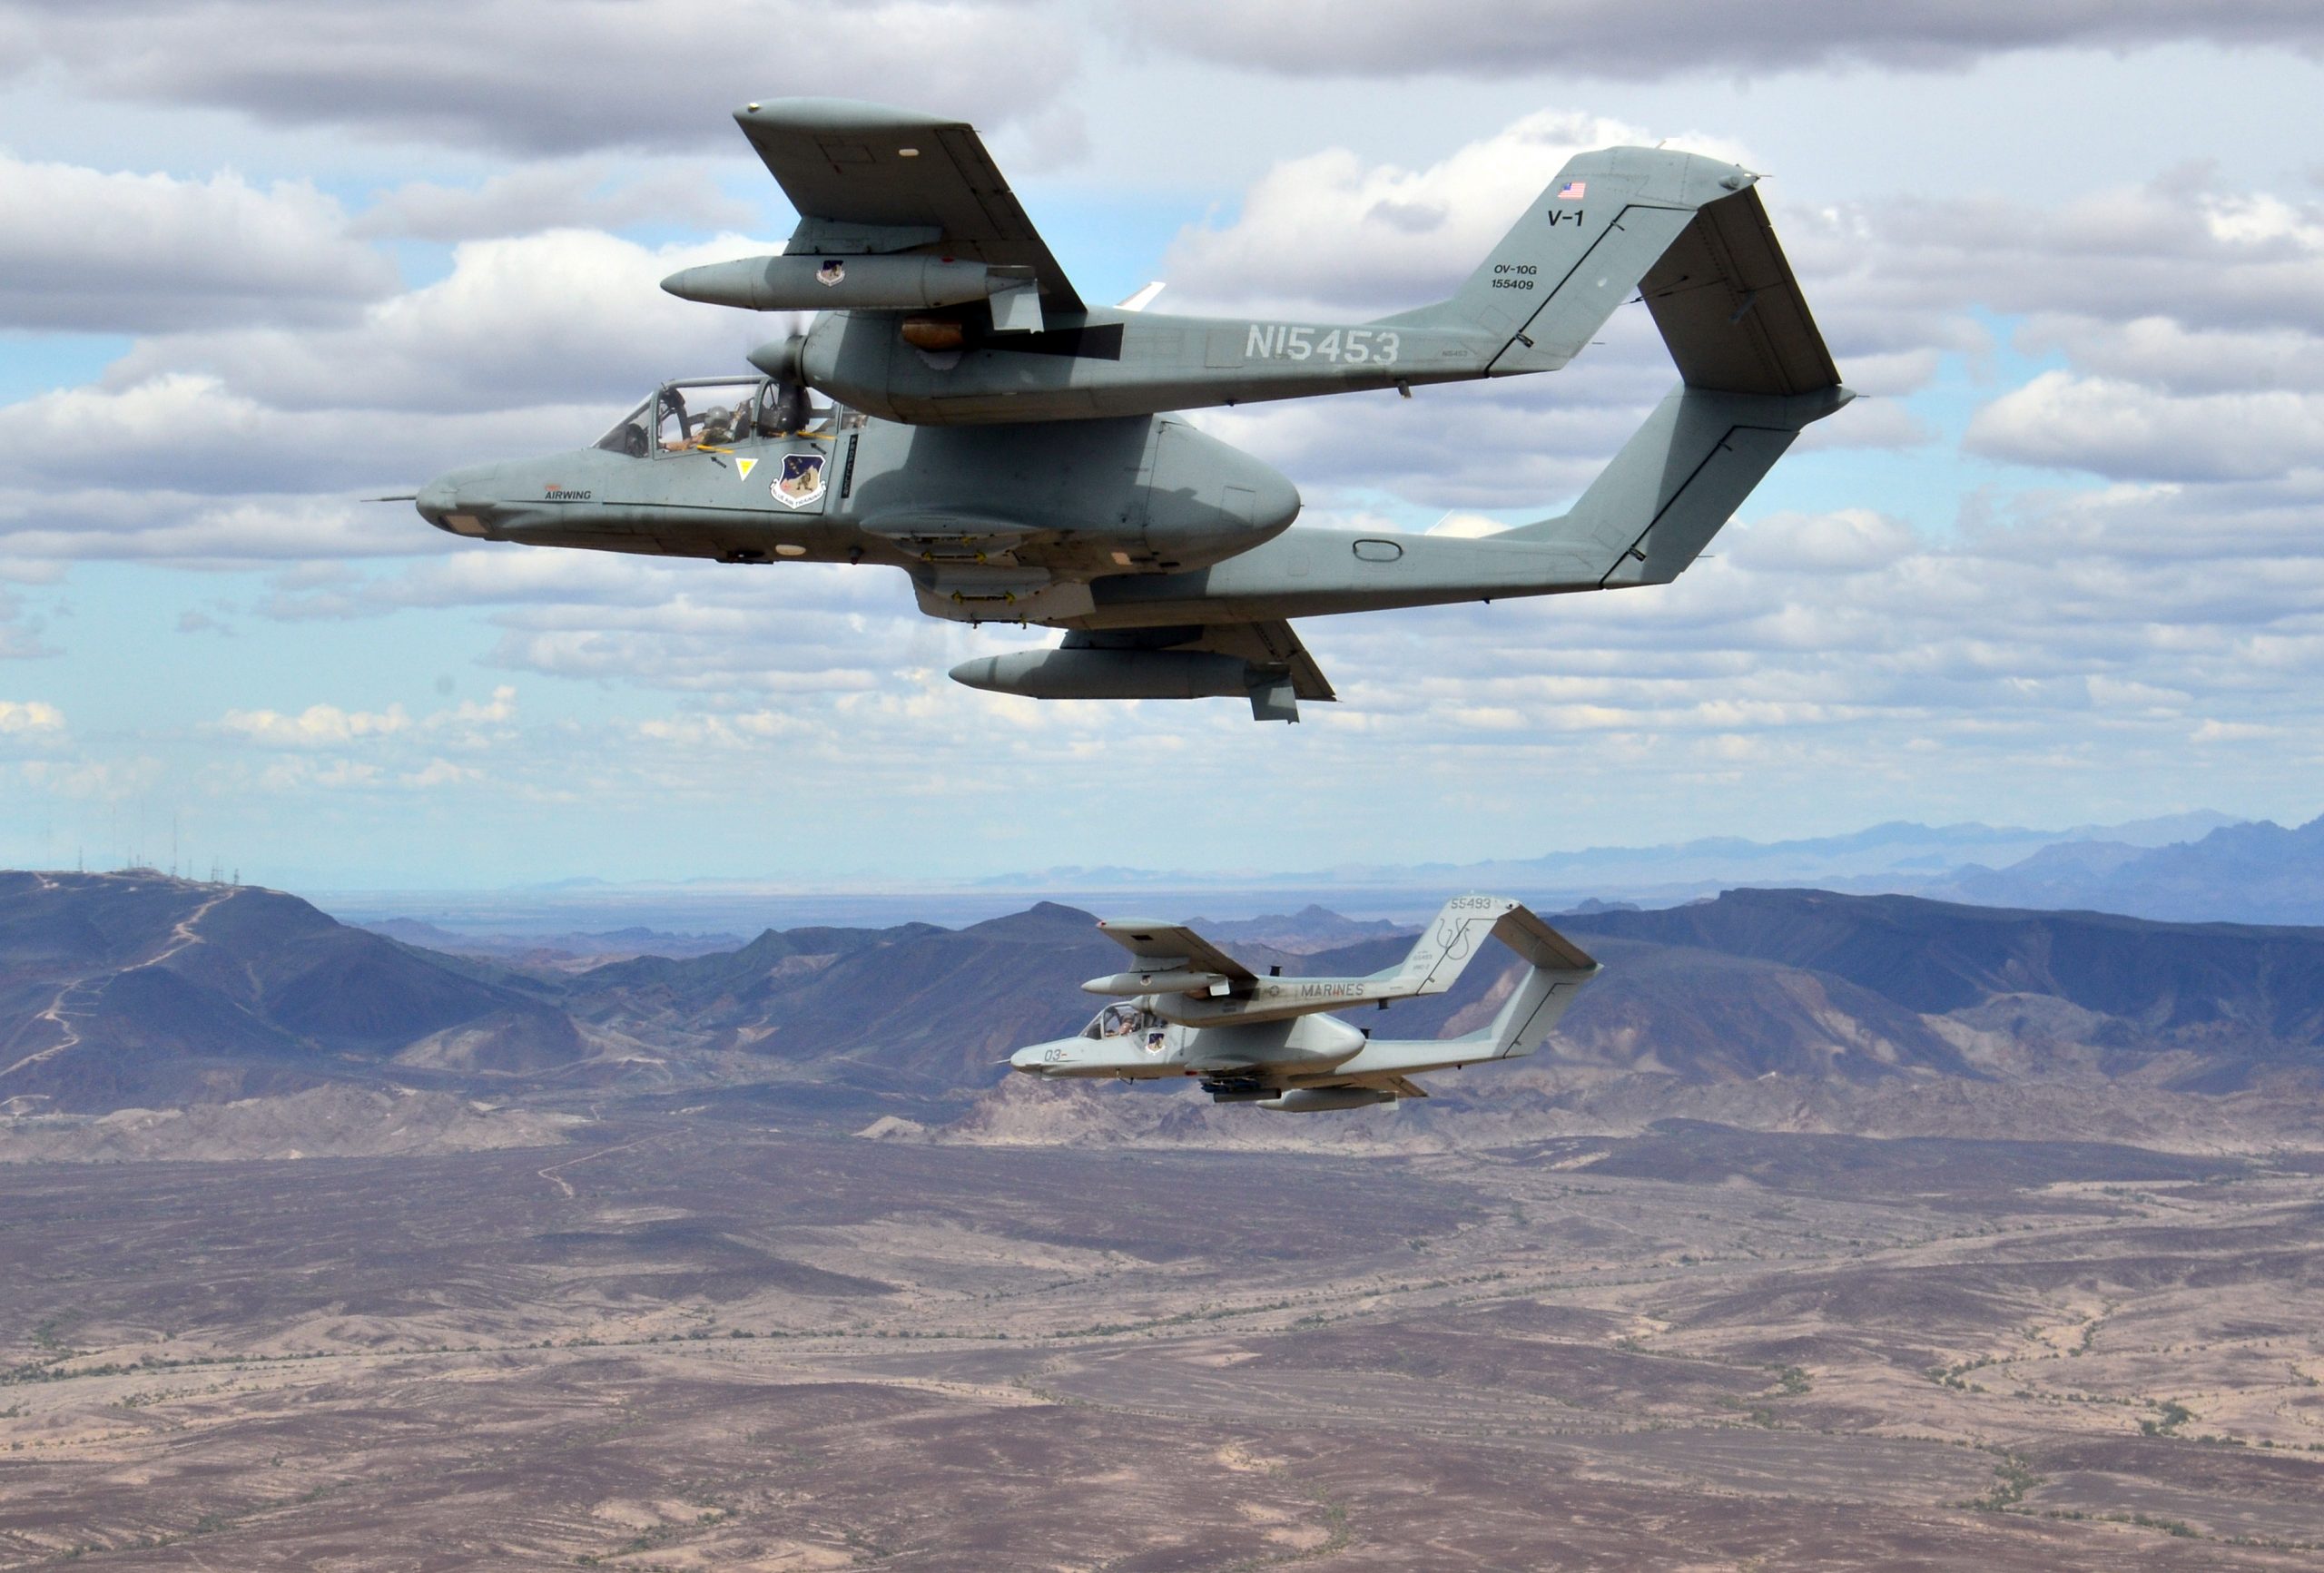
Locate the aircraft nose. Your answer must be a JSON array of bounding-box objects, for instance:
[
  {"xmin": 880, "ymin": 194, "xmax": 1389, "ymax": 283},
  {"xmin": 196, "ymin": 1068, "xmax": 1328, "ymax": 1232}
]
[
  {"xmin": 413, "ymin": 467, "xmax": 499, "ymax": 538},
  {"xmin": 414, "ymin": 477, "xmax": 455, "ymax": 528}
]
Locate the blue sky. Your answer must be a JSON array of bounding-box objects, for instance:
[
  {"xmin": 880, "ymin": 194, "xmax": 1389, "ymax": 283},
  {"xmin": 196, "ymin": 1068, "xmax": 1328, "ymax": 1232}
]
[{"xmin": 4, "ymin": 5, "xmax": 2323, "ymax": 889}]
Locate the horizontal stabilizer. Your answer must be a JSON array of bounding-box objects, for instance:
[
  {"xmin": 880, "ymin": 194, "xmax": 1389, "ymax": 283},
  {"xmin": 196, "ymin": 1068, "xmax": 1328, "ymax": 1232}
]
[
  {"xmin": 1641, "ymin": 185, "xmax": 1839, "ymax": 397},
  {"xmin": 1491, "ymin": 903, "xmax": 1599, "ymax": 973}
]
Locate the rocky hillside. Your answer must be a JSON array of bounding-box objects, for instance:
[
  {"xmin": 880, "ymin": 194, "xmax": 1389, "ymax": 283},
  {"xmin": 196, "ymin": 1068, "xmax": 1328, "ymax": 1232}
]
[
  {"xmin": 0, "ymin": 871, "xmax": 577, "ymax": 1111},
  {"xmin": 565, "ymin": 902, "xmax": 1139, "ymax": 1095},
  {"xmin": 1558, "ymin": 889, "xmax": 2324, "ymax": 1086},
  {"xmin": 9, "ymin": 872, "xmax": 2324, "ymax": 1122}
]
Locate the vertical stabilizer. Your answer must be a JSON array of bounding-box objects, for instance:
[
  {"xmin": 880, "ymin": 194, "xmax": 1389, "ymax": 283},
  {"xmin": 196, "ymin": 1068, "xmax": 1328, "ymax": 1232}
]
[
  {"xmin": 1378, "ymin": 147, "xmax": 1758, "ymax": 376},
  {"xmin": 1479, "ymin": 907, "xmax": 1600, "ymax": 1059},
  {"xmin": 1384, "ymin": 895, "xmax": 1522, "ymax": 996}
]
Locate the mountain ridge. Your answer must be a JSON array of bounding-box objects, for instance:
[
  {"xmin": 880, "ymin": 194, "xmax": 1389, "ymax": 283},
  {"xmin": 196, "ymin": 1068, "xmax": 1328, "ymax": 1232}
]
[{"xmin": 9, "ymin": 870, "xmax": 2324, "ymax": 1130}]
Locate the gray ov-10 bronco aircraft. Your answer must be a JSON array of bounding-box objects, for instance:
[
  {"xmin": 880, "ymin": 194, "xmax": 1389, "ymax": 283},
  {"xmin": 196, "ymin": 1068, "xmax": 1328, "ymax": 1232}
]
[
  {"xmin": 414, "ymin": 98, "xmax": 1849, "ymax": 722},
  {"xmin": 1008, "ymin": 896, "xmax": 1599, "ymax": 1110}
]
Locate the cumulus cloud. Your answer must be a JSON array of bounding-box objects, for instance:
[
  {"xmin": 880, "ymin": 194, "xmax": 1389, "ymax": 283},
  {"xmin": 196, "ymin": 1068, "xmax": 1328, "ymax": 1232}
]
[
  {"xmin": 2192, "ymin": 719, "xmax": 2276, "ymax": 742},
  {"xmin": 2016, "ymin": 314, "xmax": 2324, "ymax": 395},
  {"xmin": 352, "ymin": 163, "xmax": 756, "ymax": 243},
  {"xmin": 1727, "ymin": 510, "xmax": 1919, "ymax": 575},
  {"xmin": 484, "ymin": 626, "xmax": 885, "ymax": 694},
  {"xmin": 104, "ymin": 229, "xmax": 786, "ymax": 417},
  {"xmin": 246, "ymin": 546, "xmax": 915, "ymax": 696},
  {"xmin": 0, "ymin": 224, "xmax": 792, "ymax": 562},
  {"xmin": 0, "ymin": 156, "xmax": 396, "ymax": 331},
  {"xmin": 231, "ymin": 462, "xmax": 2324, "ymax": 777},
  {"xmin": 218, "ymin": 684, "xmax": 517, "ymax": 750},
  {"xmin": 2, "ymin": 0, "xmax": 1078, "ymax": 155},
  {"xmin": 0, "ymin": 488, "xmax": 452, "ymax": 564},
  {"xmin": 1842, "ymin": 179, "xmax": 2324, "ymax": 337},
  {"xmin": 1161, "ymin": 109, "xmax": 1748, "ymax": 320},
  {"xmin": 1966, "ymin": 372, "xmax": 2324, "ymax": 480},
  {"xmin": 468, "ymin": 570, "xmax": 906, "ymax": 696},
  {"xmin": 0, "ymin": 699, "xmax": 63, "ymax": 732},
  {"xmin": 222, "ymin": 700, "xmax": 412, "ymax": 747},
  {"xmin": 1118, "ymin": 1, "xmax": 2324, "ymax": 81},
  {"xmin": 0, "ymin": 373, "xmax": 609, "ymax": 496}
]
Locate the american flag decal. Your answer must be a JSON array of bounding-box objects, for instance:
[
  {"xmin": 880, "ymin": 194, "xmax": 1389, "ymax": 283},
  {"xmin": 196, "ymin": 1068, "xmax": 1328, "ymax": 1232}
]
[{"xmin": 1557, "ymin": 181, "xmax": 1586, "ymax": 201}]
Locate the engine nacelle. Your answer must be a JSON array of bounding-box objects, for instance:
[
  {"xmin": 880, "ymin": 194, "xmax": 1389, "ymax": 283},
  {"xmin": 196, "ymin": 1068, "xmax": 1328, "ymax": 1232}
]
[
  {"xmin": 950, "ymin": 648, "xmax": 1257, "ymax": 703},
  {"xmin": 1257, "ymin": 1087, "xmax": 1396, "ymax": 1113},
  {"xmin": 663, "ymin": 254, "xmax": 1009, "ymax": 313}
]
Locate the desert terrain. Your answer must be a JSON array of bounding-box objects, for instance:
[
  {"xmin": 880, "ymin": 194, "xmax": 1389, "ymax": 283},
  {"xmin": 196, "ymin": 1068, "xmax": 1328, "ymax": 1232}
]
[
  {"xmin": 7, "ymin": 870, "xmax": 2324, "ymax": 1567},
  {"xmin": 5, "ymin": 1115, "xmax": 2321, "ymax": 1569}
]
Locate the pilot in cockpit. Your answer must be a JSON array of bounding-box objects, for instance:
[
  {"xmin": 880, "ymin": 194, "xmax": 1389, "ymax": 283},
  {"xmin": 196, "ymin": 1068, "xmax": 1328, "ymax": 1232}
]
[{"xmin": 694, "ymin": 402, "xmax": 743, "ymax": 447}]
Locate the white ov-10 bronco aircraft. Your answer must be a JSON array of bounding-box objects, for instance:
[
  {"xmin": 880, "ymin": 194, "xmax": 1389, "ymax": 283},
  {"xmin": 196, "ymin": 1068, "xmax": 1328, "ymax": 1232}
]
[{"xmin": 1008, "ymin": 895, "xmax": 1599, "ymax": 1111}]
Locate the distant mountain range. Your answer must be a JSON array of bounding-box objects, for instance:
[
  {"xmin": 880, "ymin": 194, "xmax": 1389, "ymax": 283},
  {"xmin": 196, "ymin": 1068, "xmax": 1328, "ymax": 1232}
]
[
  {"xmin": 1177, "ymin": 905, "xmax": 1413, "ymax": 953},
  {"xmin": 358, "ymin": 918, "xmax": 747, "ymax": 966},
  {"xmin": 1919, "ymin": 813, "xmax": 2324, "ymax": 926},
  {"xmin": 318, "ymin": 807, "xmax": 2324, "ymax": 939},
  {"xmin": 962, "ymin": 808, "xmax": 2324, "ymax": 930},
  {"xmin": 8, "ymin": 870, "xmax": 2324, "ymax": 1130},
  {"xmin": 984, "ymin": 810, "xmax": 2248, "ymax": 899}
]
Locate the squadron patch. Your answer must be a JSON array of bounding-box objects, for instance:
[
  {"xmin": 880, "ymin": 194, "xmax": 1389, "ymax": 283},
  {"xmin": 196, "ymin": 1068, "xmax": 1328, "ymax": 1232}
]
[
  {"xmin": 816, "ymin": 259, "xmax": 845, "ymax": 286},
  {"xmin": 770, "ymin": 452, "xmax": 827, "ymax": 508}
]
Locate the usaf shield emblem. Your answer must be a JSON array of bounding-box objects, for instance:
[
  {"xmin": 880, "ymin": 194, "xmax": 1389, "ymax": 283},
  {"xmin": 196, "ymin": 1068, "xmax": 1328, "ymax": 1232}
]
[{"xmin": 770, "ymin": 452, "xmax": 827, "ymax": 509}]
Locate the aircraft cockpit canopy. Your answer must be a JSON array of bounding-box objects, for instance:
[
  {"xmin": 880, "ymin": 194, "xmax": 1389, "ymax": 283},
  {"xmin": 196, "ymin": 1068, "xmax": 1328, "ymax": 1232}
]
[
  {"xmin": 594, "ymin": 376, "xmax": 841, "ymax": 457},
  {"xmin": 1083, "ymin": 1002, "xmax": 1161, "ymax": 1040}
]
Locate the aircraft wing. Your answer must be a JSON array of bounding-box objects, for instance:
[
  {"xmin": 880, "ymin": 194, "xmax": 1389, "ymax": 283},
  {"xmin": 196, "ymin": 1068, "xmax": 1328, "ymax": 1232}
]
[
  {"xmin": 1192, "ymin": 620, "xmax": 1334, "ymax": 703},
  {"xmin": 1096, "ymin": 919, "xmax": 1257, "ymax": 984},
  {"xmin": 1061, "ymin": 620, "xmax": 1336, "ymax": 702},
  {"xmin": 735, "ymin": 99, "xmax": 1084, "ymax": 313}
]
